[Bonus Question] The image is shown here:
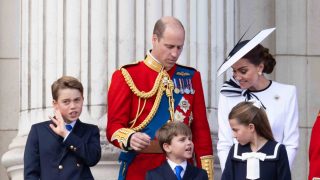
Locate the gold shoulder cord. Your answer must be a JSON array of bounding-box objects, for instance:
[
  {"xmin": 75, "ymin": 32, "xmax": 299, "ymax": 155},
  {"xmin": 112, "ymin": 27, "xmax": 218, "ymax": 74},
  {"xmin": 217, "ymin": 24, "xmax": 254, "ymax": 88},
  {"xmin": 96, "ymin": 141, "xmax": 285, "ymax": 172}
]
[
  {"xmin": 200, "ymin": 155, "xmax": 214, "ymax": 180},
  {"xmin": 121, "ymin": 68, "xmax": 175, "ymax": 130},
  {"xmin": 111, "ymin": 68, "xmax": 175, "ymax": 148},
  {"xmin": 121, "ymin": 68, "xmax": 162, "ymax": 98}
]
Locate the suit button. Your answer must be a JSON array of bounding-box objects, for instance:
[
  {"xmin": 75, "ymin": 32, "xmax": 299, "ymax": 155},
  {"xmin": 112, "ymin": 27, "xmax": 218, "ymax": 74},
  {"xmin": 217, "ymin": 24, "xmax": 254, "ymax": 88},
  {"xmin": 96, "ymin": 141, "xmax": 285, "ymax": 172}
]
[
  {"xmin": 76, "ymin": 163, "xmax": 80, "ymax": 167},
  {"xmin": 70, "ymin": 145, "xmax": 74, "ymax": 150},
  {"xmin": 73, "ymin": 147, "xmax": 77, "ymax": 151},
  {"xmin": 58, "ymin": 165, "xmax": 63, "ymax": 170}
]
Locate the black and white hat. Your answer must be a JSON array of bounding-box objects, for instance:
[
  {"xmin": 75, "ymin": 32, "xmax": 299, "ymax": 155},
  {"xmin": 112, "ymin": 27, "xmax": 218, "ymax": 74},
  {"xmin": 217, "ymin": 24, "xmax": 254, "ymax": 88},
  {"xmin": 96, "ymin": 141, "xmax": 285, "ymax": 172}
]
[{"xmin": 217, "ymin": 27, "xmax": 276, "ymax": 77}]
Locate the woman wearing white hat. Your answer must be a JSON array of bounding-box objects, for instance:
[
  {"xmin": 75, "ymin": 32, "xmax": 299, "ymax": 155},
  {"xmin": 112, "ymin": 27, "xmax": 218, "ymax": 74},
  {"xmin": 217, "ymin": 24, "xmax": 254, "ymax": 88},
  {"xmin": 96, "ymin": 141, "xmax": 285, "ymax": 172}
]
[{"xmin": 217, "ymin": 28, "xmax": 299, "ymax": 172}]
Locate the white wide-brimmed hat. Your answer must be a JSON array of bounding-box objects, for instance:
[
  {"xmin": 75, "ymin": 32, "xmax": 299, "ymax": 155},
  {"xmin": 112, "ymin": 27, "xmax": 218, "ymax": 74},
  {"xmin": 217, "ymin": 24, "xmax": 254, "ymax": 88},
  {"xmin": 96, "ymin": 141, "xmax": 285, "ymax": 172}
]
[{"xmin": 217, "ymin": 27, "xmax": 276, "ymax": 77}]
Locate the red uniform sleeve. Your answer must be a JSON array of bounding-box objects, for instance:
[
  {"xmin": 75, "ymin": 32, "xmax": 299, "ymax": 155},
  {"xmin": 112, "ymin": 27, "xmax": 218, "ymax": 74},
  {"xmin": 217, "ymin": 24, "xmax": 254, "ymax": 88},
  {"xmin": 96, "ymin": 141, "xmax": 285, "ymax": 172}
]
[
  {"xmin": 190, "ymin": 71, "xmax": 213, "ymax": 166},
  {"xmin": 106, "ymin": 70, "xmax": 133, "ymax": 149},
  {"xmin": 309, "ymin": 111, "xmax": 320, "ymax": 180}
]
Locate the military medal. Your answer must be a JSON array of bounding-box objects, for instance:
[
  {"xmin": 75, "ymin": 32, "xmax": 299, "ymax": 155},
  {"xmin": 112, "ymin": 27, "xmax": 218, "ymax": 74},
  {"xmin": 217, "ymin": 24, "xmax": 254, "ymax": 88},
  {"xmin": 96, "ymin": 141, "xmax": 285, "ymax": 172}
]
[
  {"xmin": 173, "ymin": 79, "xmax": 180, "ymax": 94},
  {"xmin": 184, "ymin": 88, "xmax": 190, "ymax": 94},
  {"xmin": 179, "ymin": 97, "xmax": 190, "ymax": 113},
  {"xmin": 189, "ymin": 79, "xmax": 195, "ymax": 94},
  {"xmin": 179, "ymin": 79, "xmax": 184, "ymax": 94},
  {"xmin": 184, "ymin": 79, "xmax": 191, "ymax": 94},
  {"xmin": 174, "ymin": 88, "xmax": 180, "ymax": 94}
]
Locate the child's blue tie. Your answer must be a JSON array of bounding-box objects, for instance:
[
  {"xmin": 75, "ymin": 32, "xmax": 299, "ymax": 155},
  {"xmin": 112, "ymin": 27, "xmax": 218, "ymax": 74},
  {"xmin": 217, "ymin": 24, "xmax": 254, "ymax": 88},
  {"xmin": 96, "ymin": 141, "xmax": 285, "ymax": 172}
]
[
  {"xmin": 65, "ymin": 124, "xmax": 73, "ymax": 131},
  {"xmin": 174, "ymin": 165, "xmax": 183, "ymax": 180}
]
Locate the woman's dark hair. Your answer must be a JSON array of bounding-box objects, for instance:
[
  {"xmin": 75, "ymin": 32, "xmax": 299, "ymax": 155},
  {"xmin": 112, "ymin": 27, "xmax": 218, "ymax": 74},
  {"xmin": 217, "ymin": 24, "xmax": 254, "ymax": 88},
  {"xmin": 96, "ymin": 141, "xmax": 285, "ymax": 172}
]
[
  {"xmin": 228, "ymin": 40, "xmax": 276, "ymax": 74},
  {"xmin": 242, "ymin": 41, "xmax": 276, "ymax": 74}
]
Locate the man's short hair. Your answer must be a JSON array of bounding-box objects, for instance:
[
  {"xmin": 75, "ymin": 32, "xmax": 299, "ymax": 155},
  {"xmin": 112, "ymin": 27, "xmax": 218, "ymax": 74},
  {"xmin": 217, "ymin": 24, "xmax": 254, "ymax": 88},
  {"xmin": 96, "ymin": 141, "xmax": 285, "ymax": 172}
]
[
  {"xmin": 157, "ymin": 122, "xmax": 192, "ymax": 152},
  {"xmin": 51, "ymin": 76, "xmax": 83, "ymax": 100},
  {"xmin": 153, "ymin": 17, "xmax": 185, "ymax": 39}
]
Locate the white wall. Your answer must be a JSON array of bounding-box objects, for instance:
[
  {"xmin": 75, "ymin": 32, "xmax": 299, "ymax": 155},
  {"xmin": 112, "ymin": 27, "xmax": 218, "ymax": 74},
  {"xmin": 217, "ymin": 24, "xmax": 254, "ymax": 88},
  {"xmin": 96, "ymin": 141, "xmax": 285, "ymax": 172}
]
[{"xmin": 0, "ymin": 0, "xmax": 20, "ymax": 179}]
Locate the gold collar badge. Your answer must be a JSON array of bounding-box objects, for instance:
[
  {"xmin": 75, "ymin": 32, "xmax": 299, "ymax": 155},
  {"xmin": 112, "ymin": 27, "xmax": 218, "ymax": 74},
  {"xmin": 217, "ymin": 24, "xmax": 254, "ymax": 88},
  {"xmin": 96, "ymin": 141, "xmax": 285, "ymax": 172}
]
[{"xmin": 144, "ymin": 55, "xmax": 163, "ymax": 72}]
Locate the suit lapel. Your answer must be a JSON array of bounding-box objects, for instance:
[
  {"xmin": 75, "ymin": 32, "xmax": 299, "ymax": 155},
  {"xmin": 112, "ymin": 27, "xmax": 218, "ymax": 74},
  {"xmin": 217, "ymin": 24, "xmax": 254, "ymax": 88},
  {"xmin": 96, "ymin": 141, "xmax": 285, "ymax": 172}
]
[
  {"xmin": 182, "ymin": 163, "xmax": 195, "ymax": 180},
  {"xmin": 71, "ymin": 120, "xmax": 86, "ymax": 138},
  {"xmin": 162, "ymin": 161, "xmax": 179, "ymax": 180},
  {"xmin": 57, "ymin": 120, "xmax": 84, "ymax": 163}
]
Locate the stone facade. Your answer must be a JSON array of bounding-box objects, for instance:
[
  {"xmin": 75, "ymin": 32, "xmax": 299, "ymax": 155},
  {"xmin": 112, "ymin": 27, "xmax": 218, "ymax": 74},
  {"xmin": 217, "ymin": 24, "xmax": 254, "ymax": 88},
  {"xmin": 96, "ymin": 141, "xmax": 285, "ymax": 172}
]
[{"xmin": 1, "ymin": 0, "xmax": 319, "ymax": 180}]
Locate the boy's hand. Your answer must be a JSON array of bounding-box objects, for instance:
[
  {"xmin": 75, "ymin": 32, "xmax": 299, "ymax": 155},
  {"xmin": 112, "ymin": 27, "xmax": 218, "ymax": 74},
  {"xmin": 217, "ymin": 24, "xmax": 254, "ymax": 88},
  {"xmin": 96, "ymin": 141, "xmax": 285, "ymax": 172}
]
[
  {"xmin": 49, "ymin": 110, "xmax": 68, "ymax": 138},
  {"xmin": 130, "ymin": 132, "xmax": 151, "ymax": 151}
]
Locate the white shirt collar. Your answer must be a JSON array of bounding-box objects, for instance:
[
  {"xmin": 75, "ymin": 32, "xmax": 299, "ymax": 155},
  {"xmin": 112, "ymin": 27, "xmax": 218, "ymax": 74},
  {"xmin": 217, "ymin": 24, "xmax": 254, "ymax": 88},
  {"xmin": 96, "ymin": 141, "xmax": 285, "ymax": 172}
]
[{"xmin": 167, "ymin": 158, "xmax": 187, "ymax": 178}]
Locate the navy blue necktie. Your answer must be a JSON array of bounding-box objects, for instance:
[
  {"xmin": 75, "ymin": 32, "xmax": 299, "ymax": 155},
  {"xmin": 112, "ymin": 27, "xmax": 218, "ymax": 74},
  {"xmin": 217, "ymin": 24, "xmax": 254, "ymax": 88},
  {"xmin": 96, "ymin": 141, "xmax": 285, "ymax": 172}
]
[
  {"xmin": 174, "ymin": 165, "xmax": 183, "ymax": 180},
  {"xmin": 65, "ymin": 124, "xmax": 73, "ymax": 131}
]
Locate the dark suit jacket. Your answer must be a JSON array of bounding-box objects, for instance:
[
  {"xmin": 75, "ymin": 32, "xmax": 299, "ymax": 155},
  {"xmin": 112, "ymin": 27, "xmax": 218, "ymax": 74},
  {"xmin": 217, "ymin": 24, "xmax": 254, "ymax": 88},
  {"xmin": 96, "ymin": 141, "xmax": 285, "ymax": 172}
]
[
  {"xmin": 24, "ymin": 120, "xmax": 101, "ymax": 180},
  {"xmin": 145, "ymin": 161, "xmax": 208, "ymax": 180}
]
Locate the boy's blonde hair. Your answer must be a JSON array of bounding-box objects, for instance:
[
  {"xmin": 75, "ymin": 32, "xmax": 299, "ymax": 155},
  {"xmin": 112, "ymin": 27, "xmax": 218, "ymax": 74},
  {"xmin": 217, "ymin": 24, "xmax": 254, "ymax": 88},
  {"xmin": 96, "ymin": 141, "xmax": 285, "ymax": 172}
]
[
  {"xmin": 51, "ymin": 76, "xmax": 83, "ymax": 100},
  {"xmin": 157, "ymin": 122, "xmax": 192, "ymax": 152}
]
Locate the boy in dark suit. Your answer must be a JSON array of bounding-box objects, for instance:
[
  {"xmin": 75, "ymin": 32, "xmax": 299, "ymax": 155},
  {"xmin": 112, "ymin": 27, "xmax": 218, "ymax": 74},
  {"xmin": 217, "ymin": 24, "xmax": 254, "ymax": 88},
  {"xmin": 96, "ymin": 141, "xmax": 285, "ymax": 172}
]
[
  {"xmin": 24, "ymin": 76, "xmax": 101, "ymax": 180},
  {"xmin": 146, "ymin": 122, "xmax": 208, "ymax": 180}
]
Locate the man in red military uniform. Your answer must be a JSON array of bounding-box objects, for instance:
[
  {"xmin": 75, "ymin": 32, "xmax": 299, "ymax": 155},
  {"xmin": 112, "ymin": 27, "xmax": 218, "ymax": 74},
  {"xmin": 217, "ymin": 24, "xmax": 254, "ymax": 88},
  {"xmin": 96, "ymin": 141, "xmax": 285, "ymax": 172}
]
[
  {"xmin": 309, "ymin": 111, "xmax": 320, "ymax": 180},
  {"xmin": 106, "ymin": 16, "xmax": 214, "ymax": 180}
]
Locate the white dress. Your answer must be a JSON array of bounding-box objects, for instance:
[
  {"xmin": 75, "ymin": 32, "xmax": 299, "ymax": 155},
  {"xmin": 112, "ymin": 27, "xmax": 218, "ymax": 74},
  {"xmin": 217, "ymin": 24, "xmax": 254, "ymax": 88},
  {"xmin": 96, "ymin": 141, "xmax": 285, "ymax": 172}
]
[{"xmin": 217, "ymin": 80, "xmax": 299, "ymax": 171}]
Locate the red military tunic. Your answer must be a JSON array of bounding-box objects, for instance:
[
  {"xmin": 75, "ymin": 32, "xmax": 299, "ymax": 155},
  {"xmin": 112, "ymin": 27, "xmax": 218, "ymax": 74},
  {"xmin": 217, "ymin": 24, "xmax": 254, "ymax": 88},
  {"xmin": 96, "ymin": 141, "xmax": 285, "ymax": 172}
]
[
  {"xmin": 106, "ymin": 54, "xmax": 213, "ymax": 180},
  {"xmin": 309, "ymin": 111, "xmax": 320, "ymax": 180}
]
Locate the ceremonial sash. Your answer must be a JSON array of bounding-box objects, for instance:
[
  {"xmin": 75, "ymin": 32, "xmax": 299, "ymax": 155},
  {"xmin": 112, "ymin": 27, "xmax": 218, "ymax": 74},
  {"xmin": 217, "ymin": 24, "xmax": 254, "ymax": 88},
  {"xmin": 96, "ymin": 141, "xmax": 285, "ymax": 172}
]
[{"xmin": 118, "ymin": 65, "xmax": 195, "ymax": 180}]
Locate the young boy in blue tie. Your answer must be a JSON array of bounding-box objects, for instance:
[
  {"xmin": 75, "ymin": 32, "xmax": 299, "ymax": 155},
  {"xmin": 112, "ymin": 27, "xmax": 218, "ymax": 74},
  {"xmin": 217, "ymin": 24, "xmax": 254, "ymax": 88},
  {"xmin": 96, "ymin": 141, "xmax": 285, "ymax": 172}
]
[
  {"xmin": 146, "ymin": 122, "xmax": 208, "ymax": 180},
  {"xmin": 24, "ymin": 76, "xmax": 101, "ymax": 180}
]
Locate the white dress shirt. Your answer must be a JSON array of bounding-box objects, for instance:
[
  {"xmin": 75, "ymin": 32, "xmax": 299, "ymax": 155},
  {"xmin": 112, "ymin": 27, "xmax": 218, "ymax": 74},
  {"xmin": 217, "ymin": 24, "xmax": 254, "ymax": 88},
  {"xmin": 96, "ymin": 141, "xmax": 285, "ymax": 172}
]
[{"xmin": 167, "ymin": 158, "xmax": 187, "ymax": 178}]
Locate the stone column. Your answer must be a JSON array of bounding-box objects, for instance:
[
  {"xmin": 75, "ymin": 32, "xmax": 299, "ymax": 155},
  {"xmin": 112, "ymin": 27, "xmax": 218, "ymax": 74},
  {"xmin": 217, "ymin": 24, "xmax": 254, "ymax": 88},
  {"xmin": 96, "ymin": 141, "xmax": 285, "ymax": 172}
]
[{"xmin": 1, "ymin": 0, "xmax": 118, "ymax": 179}]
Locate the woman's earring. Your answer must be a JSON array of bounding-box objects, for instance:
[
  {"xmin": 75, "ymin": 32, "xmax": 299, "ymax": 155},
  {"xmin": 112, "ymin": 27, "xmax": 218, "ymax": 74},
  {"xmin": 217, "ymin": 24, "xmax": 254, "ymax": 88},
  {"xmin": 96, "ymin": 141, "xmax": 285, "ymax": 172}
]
[{"xmin": 258, "ymin": 72, "xmax": 262, "ymax": 76}]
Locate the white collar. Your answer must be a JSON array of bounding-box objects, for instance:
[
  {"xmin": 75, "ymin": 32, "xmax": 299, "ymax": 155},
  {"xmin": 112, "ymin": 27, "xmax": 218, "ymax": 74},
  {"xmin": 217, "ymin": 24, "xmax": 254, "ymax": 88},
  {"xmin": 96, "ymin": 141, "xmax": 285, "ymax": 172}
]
[
  {"xmin": 233, "ymin": 142, "xmax": 280, "ymax": 180},
  {"xmin": 233, "ymin": 142, "xmax": 280, "ymax": 160}
]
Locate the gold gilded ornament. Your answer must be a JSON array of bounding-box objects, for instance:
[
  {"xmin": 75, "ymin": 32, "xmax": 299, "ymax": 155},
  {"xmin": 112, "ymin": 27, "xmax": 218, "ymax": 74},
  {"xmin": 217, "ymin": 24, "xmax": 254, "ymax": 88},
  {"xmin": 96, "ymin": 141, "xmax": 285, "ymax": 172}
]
[{"xmin": 200, "ymin": 155, "xmax": 214, "ymax": 180}]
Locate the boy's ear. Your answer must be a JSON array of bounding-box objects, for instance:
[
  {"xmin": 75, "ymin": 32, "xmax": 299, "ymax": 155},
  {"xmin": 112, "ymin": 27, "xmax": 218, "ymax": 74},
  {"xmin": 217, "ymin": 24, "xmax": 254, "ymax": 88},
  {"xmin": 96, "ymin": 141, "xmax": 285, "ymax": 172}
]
[
  {"xmin": 52, "ymin": 100, "xmax": 58, "ymax": 110},
  {"xmin": 163, "ymin": 143, "xmax": 171, "ymax": 153}
]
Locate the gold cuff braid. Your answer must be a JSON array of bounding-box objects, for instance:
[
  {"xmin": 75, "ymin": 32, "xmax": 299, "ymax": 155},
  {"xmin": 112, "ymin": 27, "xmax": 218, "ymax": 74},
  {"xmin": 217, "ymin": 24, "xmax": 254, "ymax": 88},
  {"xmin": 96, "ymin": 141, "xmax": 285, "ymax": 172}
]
[
  {"xmin": 111, "ymin": 128, "xmax": 136, "ymax": 149},
  {"xmin": 200, "ymin": 155, "xmax": 214, "ymax": 180}
]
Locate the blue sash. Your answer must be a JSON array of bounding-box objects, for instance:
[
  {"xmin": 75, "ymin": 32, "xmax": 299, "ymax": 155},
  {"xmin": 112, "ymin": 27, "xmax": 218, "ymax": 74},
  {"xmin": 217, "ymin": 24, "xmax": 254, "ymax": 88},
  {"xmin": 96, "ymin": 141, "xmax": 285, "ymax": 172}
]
[{"xmin": 118, "ymin": 65, "xmax": 195, "ymax": 180}]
